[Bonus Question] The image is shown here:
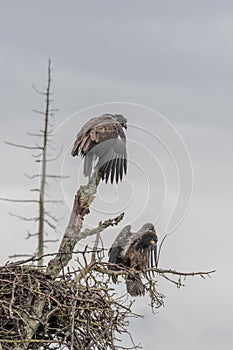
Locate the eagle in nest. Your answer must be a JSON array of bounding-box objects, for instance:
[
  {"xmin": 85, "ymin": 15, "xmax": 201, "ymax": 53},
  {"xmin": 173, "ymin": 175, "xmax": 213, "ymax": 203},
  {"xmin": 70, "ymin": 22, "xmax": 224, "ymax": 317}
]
[
  {"xmin": 71, "ymin": 114, "xmax": 127, "ymax": 184},
  {"xmin": 108, "ymin": 223, "xmax": 158, "ymax": 297}
]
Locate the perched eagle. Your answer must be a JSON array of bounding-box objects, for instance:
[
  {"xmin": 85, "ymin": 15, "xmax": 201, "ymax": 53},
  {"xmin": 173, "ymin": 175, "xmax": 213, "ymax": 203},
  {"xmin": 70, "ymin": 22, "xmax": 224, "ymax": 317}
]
[
  {"xmin": 71, "ymin": 114, "xmax": 127, "ymax": 184},
  {"xmin": 108, "ymin": 223, "xmax": 158, "ymax": 297}
]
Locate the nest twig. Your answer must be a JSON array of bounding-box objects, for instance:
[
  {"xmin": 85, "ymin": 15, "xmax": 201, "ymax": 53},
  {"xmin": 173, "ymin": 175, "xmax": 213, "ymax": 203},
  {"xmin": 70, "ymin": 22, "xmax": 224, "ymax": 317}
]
[{"xmin": 0, "ymin": 262, "xmax": 141, "ymax": 350}]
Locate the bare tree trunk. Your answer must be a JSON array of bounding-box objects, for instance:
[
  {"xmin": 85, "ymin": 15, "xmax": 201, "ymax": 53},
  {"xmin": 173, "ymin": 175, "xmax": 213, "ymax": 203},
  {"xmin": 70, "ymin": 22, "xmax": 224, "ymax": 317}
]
[
  {"xmin": 1, "ymin": 59, "xmax": 68, "ymax": 263},
  {"xmin": 38, "ymin": 59, "xmax": 51, "ymax": 266}
]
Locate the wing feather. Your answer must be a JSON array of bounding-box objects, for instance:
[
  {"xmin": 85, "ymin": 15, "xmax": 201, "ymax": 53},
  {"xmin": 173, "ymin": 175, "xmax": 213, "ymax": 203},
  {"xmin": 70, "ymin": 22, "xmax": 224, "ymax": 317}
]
[
  {"xmin": 110, "ymin": 158, "xmax": 116, "ymax": 184},
  {"xmin": 71, "ymin": 114, "xmax": 127, "ymax": 183},
  {"xmin": 115, "ymin": 157, "xmax": 120, "ymax": 184},
  {"xmin": 108, "ymin": 225, "xmax": 132, "ymax": 268},
  {"xmin": 83, "ymin": 153, "xmax": 93, "ymax": 177}
]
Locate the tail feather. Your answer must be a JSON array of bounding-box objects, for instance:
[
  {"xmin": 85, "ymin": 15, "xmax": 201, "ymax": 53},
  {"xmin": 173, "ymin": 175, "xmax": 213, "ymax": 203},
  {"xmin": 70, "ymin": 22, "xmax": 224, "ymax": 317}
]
[{"xmin": 126, "ymin": 274, "xmax": 145, "ymax": 297}]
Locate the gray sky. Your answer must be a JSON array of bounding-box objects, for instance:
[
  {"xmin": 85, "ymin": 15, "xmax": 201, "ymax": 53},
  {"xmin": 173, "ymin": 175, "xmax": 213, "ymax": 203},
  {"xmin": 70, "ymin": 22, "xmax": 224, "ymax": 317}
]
[{"xmin": 0, "ymin": 1, "xmax": 233, "ymax": 349}]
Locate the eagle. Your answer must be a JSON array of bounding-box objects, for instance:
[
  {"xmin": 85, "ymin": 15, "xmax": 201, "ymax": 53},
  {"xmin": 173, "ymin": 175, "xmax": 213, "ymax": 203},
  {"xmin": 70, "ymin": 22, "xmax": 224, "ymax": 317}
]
[
  {"xmin": 71, "ymin": 114, "xmax": 127, "ymax": 184},
  {"xmin": 108, "ymin": 223, "xmax": 158, "ymax": 297}
]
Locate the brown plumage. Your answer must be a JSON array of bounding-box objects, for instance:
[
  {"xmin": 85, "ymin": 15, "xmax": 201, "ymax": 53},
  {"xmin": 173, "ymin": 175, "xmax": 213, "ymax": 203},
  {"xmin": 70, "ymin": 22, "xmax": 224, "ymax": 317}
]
[
  {"xmin": 71, "ymin": 114, "xmax": 127, "ymax": 184},
  {"xmin": 108, "ymin": 223, "xmax": 158, "ymax": 297}
]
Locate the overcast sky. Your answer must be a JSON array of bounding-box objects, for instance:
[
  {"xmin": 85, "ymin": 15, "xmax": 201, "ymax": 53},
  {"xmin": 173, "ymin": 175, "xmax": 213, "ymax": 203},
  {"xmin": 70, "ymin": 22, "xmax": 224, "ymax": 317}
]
[{"xmin": 0, "ymin": 1, "xmax": 233, "ymax": 349}]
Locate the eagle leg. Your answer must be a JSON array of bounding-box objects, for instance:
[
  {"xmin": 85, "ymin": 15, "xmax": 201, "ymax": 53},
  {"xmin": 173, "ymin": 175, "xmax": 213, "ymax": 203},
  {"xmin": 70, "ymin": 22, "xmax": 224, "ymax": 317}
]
[{"xmin": 126, "ymin": 274, "xmax": 145, "ymax": 297}]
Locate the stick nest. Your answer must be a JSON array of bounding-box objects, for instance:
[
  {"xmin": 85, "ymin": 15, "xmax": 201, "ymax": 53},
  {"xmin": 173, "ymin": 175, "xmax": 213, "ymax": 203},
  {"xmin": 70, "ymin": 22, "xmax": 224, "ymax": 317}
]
[{"xmin": 0, "ymin": 264, "xmax": 136, "ymax": 350}]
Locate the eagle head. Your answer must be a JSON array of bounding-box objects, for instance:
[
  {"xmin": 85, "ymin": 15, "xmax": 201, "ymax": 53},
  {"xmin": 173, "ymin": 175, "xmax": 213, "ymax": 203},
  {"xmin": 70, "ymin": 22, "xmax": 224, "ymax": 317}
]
[
  {"xmin": 135, "ymin": 223, "xmax": 158, "ymax": 271},
  {"xmin": 136, "ymin": 232, "xmax": 157, "ymax": 250},
  {"xmin": 114, "ymin": 114, "xmax": 127, "ymax": 129},
  {"xmin": 136, "ymin": 223, "xmax": 157, "ymax": 250},
  {"xmin": 139, "ymin": 223, "xmax": 155, "ymax": 234}
]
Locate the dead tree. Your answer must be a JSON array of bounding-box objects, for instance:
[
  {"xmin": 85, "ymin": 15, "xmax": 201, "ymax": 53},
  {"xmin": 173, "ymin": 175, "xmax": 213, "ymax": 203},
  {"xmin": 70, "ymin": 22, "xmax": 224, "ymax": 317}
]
[
  {"xmin": 0, "ymin": 64, "xmax": 215, "ymax": 349},
  {"xmin": 0, "ymin": 168, "xmax": 215, "ymax": 350},
  {"xmin": 0, "ymin": 60, "xmax": 68, "ymax": 266}
]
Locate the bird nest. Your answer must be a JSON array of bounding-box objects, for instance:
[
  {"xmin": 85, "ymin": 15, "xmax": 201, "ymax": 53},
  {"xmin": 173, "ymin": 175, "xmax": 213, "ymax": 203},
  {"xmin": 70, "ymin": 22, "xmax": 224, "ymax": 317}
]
[{"xmin": 0, "ymin": 263, "xmax": 137, "ymax": 350}]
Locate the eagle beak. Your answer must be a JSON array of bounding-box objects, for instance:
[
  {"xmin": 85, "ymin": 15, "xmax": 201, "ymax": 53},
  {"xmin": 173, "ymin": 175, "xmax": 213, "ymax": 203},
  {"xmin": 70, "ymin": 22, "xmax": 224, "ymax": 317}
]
[{"xmin": 124, "ymin": 123, "xmax": 127, "ymax": 129}]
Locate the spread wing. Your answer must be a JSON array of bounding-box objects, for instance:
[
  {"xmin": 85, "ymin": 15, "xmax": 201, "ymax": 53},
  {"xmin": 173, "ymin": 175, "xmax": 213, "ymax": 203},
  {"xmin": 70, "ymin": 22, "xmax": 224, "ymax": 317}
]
[
  {"xmin": 108, "ymin": 225, "xmax": 132, "ymax": 269},
  {"xmin": 128, "ymin": 228, "xmax": 158, "ymax": 273},
  {"xmin": 119, "ymin": 223, "xmax": 157, "ymax": 271},
  {"xmin": 71, "ymin": 114, "xmax": 127, "ymax": 184},
  {"xmin": 71, "ymin": 115, "xmax": 123, "ymax": 157}
]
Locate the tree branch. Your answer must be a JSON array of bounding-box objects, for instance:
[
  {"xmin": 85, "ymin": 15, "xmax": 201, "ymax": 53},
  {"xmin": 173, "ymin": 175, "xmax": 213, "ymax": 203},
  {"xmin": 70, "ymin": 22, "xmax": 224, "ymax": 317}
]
[
  {"xmin": 24, "ymin": 173, "xmax": 69, "ymax": 179},
  {"xmin": 151, "ymin": 268, "xmax": 216, "ymax": 277},
  {"xmin": 0, "ymin": 198, "xmax": 39, "ymax": 203},
  {"xmin": 9, "ymin": 213, "xmax": 39, "ymax": 221},
  {"xmin": 94, "ymin": 263, "xmax": 216, "ymax": 279},
  {"xmin": 5, "ymin": 141, "xmax": 43, "ymax": 150},
  {"xmin": 47, "ymin": 169, "xmax": 101, "ymax": 277},
  {"xmin": 79, "ymin": 212, "xmax": 124, "ymax": 241}
]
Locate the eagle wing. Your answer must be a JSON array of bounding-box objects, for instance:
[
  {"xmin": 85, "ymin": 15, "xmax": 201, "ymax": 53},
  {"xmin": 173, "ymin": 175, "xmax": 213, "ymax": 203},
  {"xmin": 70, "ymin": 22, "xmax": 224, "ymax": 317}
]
[
  {"xmin": 128, "ymin": 227, "xmax": 158, "ymax": 272},
  {"xmin": 71, "ymin": 114, "xmax": 127, "ymax": 184},
  {"xmin": 108, "ymin": 225, "xmax": 132, "ymax": 269}
]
